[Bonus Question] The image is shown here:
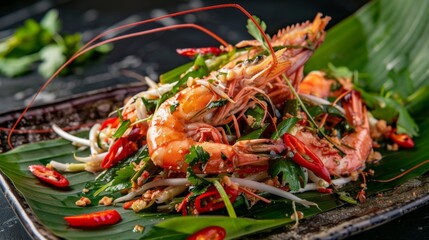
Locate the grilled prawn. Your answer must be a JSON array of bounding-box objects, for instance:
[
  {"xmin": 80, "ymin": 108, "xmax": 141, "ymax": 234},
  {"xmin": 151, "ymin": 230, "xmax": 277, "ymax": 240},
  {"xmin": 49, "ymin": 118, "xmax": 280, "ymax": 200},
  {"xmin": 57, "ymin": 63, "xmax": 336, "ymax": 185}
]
[{"xmin": 147, "ymin": 14, "xmax": 331, "ymax": 173}]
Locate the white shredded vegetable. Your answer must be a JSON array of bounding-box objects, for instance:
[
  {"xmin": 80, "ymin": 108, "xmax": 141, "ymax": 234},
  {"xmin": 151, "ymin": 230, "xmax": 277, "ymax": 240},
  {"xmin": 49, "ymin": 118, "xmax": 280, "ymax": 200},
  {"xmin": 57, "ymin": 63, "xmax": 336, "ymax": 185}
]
[
  {"xmin": 52, "ymin": 124, "xmax": 90, "ymax": 146},
  {"xmin": 74, "ymin": 152, "xmax": 107, "ymax": 163},
  {"xmin": 113, "ymin": 178, "xmax": 189, "ymax": 204},
  {"xmin": 299, "ymin": 93, "xmax": 345, "ymax": 114},
  {"xmin": 230, "ymin": 177, "xmax": 318, "ymax": 207},
  {"xmin": 89, "ymin": 123, "xmax": 103, "ymax": 154}
]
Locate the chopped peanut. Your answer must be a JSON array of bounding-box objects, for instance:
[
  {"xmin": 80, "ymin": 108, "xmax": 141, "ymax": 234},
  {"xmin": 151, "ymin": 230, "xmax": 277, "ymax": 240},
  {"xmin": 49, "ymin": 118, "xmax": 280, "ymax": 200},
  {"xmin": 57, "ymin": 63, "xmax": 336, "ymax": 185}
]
[
  {"xmin": 132, "ymin": 199, "xmax": 148, "ymax": 212},
  {"xmin": 133, "ymin": 225, "xmax": 145, "ymax": 233},
  {"xmin": 75, "ymin": 197, "xmax": 91, "ymax": 207},
  {"xmin": 98, "ymin": 196, "xmax": 113, "ymax": 206}
]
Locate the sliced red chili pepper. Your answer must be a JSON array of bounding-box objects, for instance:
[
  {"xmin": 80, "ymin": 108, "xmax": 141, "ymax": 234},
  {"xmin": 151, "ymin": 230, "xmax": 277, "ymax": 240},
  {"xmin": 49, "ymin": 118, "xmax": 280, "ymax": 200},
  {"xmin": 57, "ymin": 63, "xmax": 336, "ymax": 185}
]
[
  {"xmin": 64, "ymin": 209, "xmax": 121, "ymax": 228},
  {"xmin": 194, "ymin": 186, "xmax": 239, "ymax": 214},
  {"xmin": 101, "ymin": 127, "xmax": 142, "ymax": 169},
  {"xmin": 188, "ymin": 226, "xmax": 226, "ymax": 240},
  {"xmin": 100, "ymin": 117, "xmax": 120, "ymax": 130},
  {"xmin": 390, "ymin": 130, "xmax": 415, "ymax": 148},
  {"xmin": 177, "ymin": 47, "xmax": 223, "ymax": 58},
  {"xmin": 284, "ymin": 133, "xmax": 331, "ymax": 183},
  {"xmin": 123, "ymin": 199, "xmax": 137, "ymax": 210},
  {"xmin": 28, "ymin": 165, "xmax": 69, "ymax": 188},
  {"xmin": 177, "ymin": 192, "xmax": 193, "ymax": 216},
  {"xmin": 317, "ymin": 187, "xmax": 333, "ymax": 194}
]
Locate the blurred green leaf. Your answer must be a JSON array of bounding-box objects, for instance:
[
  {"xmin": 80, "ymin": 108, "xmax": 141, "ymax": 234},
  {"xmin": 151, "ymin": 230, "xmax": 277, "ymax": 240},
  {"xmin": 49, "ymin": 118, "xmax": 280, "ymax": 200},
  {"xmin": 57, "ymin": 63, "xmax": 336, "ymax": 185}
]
[{"xmin": 38, "ymin": 44, "xmax": 66, "ymax": 78}]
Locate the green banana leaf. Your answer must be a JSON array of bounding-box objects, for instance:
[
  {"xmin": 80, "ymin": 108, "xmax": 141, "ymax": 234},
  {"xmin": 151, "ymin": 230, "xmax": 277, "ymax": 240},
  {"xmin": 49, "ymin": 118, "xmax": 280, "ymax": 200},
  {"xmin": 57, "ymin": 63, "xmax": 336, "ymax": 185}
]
[{"xmin": 1, "ymin": 0, "xmax": 429, "ymax": 239}]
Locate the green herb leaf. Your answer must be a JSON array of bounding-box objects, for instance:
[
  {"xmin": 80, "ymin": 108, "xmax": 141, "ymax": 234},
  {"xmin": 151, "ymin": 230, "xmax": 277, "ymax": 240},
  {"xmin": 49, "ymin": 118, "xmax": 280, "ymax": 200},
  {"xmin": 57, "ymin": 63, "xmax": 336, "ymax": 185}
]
[
  {"xmin": 112, "ymin": 120, "xmax": 131, "ymax": 138},
  {"xmin": 169, "ymin": 101, "xmax": 179, "ymax": 113},
  {"xmin": 271, "ymin": 117, "xmax": 298, "ymax": 140},
  {"xmin": 38, "ymin": 44, "xmax": 66, "ymax": 78},
  {"xmin": 388, "ymin": 68, "xmax": 414, "ymax": 100},
  {"xmin": 360, "ymin": 90, "xmax": 419, "ymax": 136},
  {"xmin": 245, "ymin": 105, "xmax": 265, "ymax": 129},
  {"xmin": 160, "ymin": 61, "xmax": 193, "ymax": 84},
  {"xmin": 141, "ymin": 97, "xmax": 158, "ymax": 114},
  {"xmin": 282, "ymin": 99, "xmax": 299, "ymax": 117},
  {"xmin": 246, "ymin": 15, "xmax": 271, "ymax": 52},
  {"xmin": 40, "ymin": 9, "xmax": 60, "ymax": 34},
  {"xmin": 185, "ymin": 146, "xmax": 212, "ymax": 194},
  {"xmin": 238, "ymin": 125, "xmax": 268, "ymax": 141},
  {"xmin": 0, "ymin": 54, "xmax": 39, "ymax": 77},
  {"xmin": 172, "ymin": 54, "xmax": 209, "ymax": 94},
  {"xmin": 207, "ymin": 99, "xmax": 228, "ymax": 109},
  {"xmin": 187, "ymin": 168, "xmax": 211, "ymax": 195},
  {"xmin": 325, "ymin": 63, "xmax": 353, "ymax": 79},
  {"xmin": 0, "ymin": 9, "xmax": 111, "ymax": 78},
  {"xmin": 268, "ymin": 158, "xmax": 305, "ymax": 191},
  {"xmin": 105, "ymin": 163, "xmax": 135, "ymax": 192},
  {"xmin": 185, "ymin": 146, "xmax": 210, "ymax": 166}
]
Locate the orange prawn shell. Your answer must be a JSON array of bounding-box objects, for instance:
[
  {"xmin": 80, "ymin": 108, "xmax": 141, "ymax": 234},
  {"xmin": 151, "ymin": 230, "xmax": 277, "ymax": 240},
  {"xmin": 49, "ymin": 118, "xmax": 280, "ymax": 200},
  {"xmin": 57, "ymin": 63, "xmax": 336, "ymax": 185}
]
[{"xmin": 147, "ymin": 85, "xmax": 217, "ymax": 171}]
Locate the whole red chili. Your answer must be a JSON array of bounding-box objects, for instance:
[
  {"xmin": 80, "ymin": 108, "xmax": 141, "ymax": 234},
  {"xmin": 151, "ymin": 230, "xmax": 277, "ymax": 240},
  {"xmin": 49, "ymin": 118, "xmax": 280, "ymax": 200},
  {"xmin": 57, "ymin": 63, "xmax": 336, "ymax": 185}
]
[
  {"xmin": 64, "ymin": 209, "xmax": 121, "ymax": 228},
  {"xmin": 177, "ymin": 47, "xmax": 223, "ymax": 57},
  {"xmin": 390, "ymin": 130, "xmax": 415, "ymax": 148},
  {"xmin": 284, "ymin": 133, "xmax": 331, "ymax": 183},
  {"xmin": 28, "ymin": 165, "xmax": 69, "ymax": 188},
  {"xmin": 187, "ymin": 226, "xmax": 226, "ymax": 240}
]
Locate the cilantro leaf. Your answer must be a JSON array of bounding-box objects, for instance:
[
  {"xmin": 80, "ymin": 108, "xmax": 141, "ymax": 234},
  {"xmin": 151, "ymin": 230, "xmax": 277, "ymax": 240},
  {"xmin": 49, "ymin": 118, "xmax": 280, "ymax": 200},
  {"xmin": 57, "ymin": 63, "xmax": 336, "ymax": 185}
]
[
  {"xmin": 0, "ymin": 9, "xmax": 111, "ymax": 78},
  {"xmin": 187, "ymin": 167, "xmax": 211, "ymax": 195},
  {"xmin": 40, "ymin": 9, "xmax": 60, "ymax": 34},
  {"xmin": 185, "ymin": 146, "xmax": 210, "ymax": 166},
  {"xmin": 38, "ymin": 44, "xmax": 66, "ymax": 78},
  {"xmin": 268, "ymin": 158, "xmax": 305, "ymax": 191},
  {"xmin": 0, "ymin": 54, "xmax": 38, "ymax": 77},
  {"xmin": 106, "ymin": 163, "xmax": 135, "ymax": 192},
  {"xmin": 246, "ymin": 15, "xmax": 271, "ymax": 52},
  {"xmin": 184, "ymin": 146, "xmax": 212, "ymax": 194}
]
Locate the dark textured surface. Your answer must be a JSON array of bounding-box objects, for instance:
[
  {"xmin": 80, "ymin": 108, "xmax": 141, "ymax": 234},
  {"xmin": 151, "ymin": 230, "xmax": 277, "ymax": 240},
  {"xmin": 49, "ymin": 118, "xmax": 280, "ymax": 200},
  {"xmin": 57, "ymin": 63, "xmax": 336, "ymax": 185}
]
[
  {"xmin": 0, "ymin": 190, "xmax": 30, "ymax": 240},
  {"xmin": 0, "ymin": 0, "xmax": 428, "ymax": 239}
]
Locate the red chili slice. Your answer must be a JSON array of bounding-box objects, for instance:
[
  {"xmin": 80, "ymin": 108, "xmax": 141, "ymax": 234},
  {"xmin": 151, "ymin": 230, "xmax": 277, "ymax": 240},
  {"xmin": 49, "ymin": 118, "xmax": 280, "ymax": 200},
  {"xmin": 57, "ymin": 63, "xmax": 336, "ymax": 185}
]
[
  {"xmin": 100, "ymin": 117, "xmax": 120, "ymax": 130},
  {"xmin": 28, "ymin": 165, "xmax": 69, "ymax": 188},
  {"xmin": 284, "ymin": 133, "xmax": 331, "ymax": 183},
  {"xmin": 123, "ymin": 199, "xmax": 137, "ymax": 210},
  {"xmin": 64, "ymin": 209, "xmax": 121, "ymax": 228},
  {"xmin": 390, "ymin": 130, "xmax": 415, "ymax": 148},
  {"xmin": 101, "ymin": 127, "xmax": 142, "ymax": 169},
  {"xmin": 187, "ymin": 226, "xmax": 226, "ymax": 240},
  {"xmin": 177, "ymin": 47, "xmax": 223, "ymax": 57},
  {"xmin": 194, "ymin": 186, "xmax": 238, "ymax": 214}
]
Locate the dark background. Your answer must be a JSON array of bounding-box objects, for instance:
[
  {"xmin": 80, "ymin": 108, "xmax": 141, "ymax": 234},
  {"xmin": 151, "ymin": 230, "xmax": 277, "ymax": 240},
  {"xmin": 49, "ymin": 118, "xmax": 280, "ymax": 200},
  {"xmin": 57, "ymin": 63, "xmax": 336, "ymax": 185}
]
[{"xmin": 0, "ymin": 0, "xmax": 428, "ymax": 239}]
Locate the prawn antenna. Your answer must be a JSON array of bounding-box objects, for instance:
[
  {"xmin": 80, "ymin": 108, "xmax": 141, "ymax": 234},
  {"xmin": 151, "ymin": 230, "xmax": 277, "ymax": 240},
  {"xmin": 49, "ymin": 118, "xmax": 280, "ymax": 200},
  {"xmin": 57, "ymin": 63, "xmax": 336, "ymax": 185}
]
[
  {"xmin": 8, "ymin": 4, "xmax": 275, "ymax": 148},
  {"xmin": 7, "ymin": 24, "xmax": 224, "ymax": 148},
  {"xmin": 74, "ymin": 4, "xmax": 275, "ymax": 61}
]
